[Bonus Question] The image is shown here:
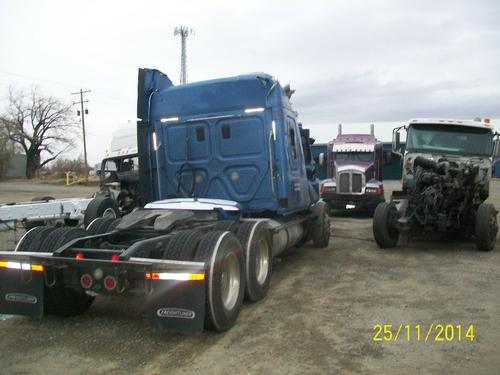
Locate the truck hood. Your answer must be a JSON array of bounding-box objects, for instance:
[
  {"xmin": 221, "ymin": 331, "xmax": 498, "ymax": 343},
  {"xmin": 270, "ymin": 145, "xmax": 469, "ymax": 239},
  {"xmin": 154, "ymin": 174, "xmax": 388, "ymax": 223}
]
[
  {"xmin": 403, "ymin": 152, "xmax": 492, "ymax": 175},
  {"xmin": 335, "ymin": 161, "xmax": 374, "ymax": 173}
]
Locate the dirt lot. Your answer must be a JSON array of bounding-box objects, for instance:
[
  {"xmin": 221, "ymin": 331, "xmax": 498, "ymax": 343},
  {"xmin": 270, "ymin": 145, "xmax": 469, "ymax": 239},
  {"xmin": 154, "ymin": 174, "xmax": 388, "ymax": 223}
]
[
  {"xmin": 0, "ymin": 181, "xmax": 499, "ymax": 374},
  {"xmin": 0, "ymin": 182, "xmax": 96, "ymax": 205},
  {"xmin": 0, "ymin": 182, "xmax": 96, "ymax": 251}
]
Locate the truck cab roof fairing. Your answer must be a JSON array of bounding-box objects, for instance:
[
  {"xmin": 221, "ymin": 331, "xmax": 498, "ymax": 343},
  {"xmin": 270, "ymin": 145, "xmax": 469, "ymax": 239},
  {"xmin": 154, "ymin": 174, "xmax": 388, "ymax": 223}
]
[{"xmin": 149, "ymin": 73, "xmax": 291, "ymax": 120}]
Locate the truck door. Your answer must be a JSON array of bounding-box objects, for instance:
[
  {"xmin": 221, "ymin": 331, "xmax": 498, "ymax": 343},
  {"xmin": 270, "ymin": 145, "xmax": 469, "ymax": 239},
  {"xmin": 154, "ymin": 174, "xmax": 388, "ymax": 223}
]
[{"xmin": 283, "ymin": 116, "xmax": 309, "ymax": 212}]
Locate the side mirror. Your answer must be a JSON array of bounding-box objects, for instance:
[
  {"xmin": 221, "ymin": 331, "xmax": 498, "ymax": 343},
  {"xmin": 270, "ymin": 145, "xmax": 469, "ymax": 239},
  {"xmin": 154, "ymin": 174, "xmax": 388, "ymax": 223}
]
[
  {"xmin": 493, "ymin": 137, "xmax": 500, "ymax": 161},
  {"xmin": 392, "ymin": 131, "xmax": 401, "ymax": 153},
  {"xmin": 318, "ymin": 153, "xmax": 325, "ymax": 166}
]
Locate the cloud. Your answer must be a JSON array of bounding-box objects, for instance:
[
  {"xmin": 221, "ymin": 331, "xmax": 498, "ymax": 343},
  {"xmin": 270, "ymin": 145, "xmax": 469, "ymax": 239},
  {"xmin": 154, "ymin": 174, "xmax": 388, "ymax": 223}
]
[
  {"xmin": 294, "ymin": 72, "xmax": 500, "ymax": 124},
  {"xmin": 0, "ymin": 0, "xmax": 499, "ymax": 162}
]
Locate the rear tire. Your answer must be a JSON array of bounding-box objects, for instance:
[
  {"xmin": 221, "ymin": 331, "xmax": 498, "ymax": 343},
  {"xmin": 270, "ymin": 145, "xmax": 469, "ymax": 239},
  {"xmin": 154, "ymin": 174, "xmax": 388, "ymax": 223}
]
[
  {"xmin": 311, "ymin": 201, "xmax": 331, "ymax": 248},
  {"xmin": 57, "ymin": 228, "xmax": 88, "ymax": 249},
  {"xmin": 19, "ymin": 227, "xmax": 94, "ymax": 316},
  {"xmin": 83, "ymin": 196, "xmax": 119, "ymax": 228},
  {"xmin": 163, "ymin": 230, "xmax": 204, "ymax": 261},
  {"xmin": 213, "ymin": 220, "xmax": 240, "ymax": 233},
  {"xmin": 475, "ymin": 203, "xmax": 498, "ymax": 251},
  {"xmin": 236, "ymin": 221, "xmax": 273, "ymax": 302},
  {"xmin": 43, "ymin": 227, "xmax": 94, "ymax": 316},
  {"xmin": 15, "ymin": 226, "xmax": 58, "ymax": 252},
  {"xmin": 373, "ymin": 202, "xmax": 399, "ymax": 248},
  {"xmin": 86, "ymin": 217, "xmax": 105, "ymax": 234},
  {"xmin": 107, "ymin": 218, "xmax": 122, "ymax": 231},
  {"xmin": 194, "ymin": 231, "xmax": 245, "ymax": 332},
  {"xmin": 86, "ymin": 217, "xmax": 117, "ymax": 235},
  {"xmin": 39, "ymin": 227, "xmax": 75, "ymax": 253}
]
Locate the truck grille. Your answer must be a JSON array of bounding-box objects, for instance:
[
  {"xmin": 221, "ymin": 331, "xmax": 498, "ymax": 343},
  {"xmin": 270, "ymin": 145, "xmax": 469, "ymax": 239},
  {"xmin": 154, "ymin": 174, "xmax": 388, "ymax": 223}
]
[
  {"xmin": 337, "ymin": 172, "xmax": 364, "ymax": 194},
  {"xmin": 352, "ymin": 174, "xmax": 362, "ymax": 193},
  {"xmin": 339, "ymin": 173, "xmax": 350, "ymax": 193}
]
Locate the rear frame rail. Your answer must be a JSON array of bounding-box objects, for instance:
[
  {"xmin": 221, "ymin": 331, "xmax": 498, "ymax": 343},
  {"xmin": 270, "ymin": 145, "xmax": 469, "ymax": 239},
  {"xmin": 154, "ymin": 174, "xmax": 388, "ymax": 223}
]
[{"xmin": 0, "ymin": 250, "xmax": 208, "ymax": 334}]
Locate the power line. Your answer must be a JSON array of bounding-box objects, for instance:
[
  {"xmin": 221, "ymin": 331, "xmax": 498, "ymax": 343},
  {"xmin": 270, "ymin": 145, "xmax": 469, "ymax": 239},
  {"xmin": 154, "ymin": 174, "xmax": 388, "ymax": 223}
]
[
  {"xmin": 0, "ymin": 70, "xmax": 129, "ymax": 103},
  {"xmin": 71, "ymin": 89, "xmax": 91, "ymax": 183},
  {"xmin": 0, "ymin": 69, "xmax": 81, "ymax": 89}
]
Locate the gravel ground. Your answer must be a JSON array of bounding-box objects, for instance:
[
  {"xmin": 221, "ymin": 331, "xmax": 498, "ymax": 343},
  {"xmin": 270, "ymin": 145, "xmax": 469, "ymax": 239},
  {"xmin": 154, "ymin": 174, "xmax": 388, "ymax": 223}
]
[
  {"xmin": 0, "ymin": 182, "xmax": 96, "ymax": 205},
  {"xmin": 0, "ymin": 181, "xmax": 499, "ymax": 374}
]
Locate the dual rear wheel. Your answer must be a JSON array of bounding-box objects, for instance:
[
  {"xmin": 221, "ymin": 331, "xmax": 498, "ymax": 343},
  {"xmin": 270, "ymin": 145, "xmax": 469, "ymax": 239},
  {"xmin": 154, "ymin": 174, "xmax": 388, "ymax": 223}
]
[
  {"xmin": 163, "ymin": 220, "xmax": 273, "ymax": 331},
  {"xmin": 194, "ymin": 231, "xmax": 245, "ymax": 331},
  {"xmin": 236, "ymin": 221, "xmax": 273, "ymax": 302},
  {"xmin": 16, "ymin": 226, "xmax": 95, "ymax": 316},
  {"xmin": 86, "ymin": 217, "xmax": 122, "ymax": 235}
]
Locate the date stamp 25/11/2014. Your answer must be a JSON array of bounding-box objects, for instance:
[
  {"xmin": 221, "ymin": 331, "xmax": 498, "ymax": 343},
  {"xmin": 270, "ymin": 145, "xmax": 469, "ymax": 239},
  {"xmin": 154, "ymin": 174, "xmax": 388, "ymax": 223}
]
[{"xmin": 372, "ymin": 324, "xmax": 475, "ymax": 343}]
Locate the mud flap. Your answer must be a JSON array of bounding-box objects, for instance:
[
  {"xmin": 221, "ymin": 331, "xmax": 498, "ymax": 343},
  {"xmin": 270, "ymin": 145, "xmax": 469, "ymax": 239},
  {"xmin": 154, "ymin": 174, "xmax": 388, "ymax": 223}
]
[
  {"xmin": 146, "ymin": 279, "xmax": 205, "ymax": 334},
  {"xmin": 0, "ymin": 269, "xmax": 44, "ymax": 317}
]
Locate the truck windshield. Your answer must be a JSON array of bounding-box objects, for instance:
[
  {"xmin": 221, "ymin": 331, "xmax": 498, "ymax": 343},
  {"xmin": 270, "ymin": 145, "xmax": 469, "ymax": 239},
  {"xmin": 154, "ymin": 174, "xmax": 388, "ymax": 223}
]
[
  {"xmin": 406, "ymin": 124, "xmax": 493, "ymax": 157},
  {"xmin": 335, "ymin": 152, "xmax": 373, "ymax": 162}
]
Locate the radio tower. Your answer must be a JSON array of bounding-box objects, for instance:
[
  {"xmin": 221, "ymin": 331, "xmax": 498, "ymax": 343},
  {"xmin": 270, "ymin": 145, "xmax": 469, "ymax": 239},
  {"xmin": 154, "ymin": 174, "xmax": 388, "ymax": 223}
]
[{"xmin": 174, "ymin": 26, "xmax": 194, "ymax": 84}]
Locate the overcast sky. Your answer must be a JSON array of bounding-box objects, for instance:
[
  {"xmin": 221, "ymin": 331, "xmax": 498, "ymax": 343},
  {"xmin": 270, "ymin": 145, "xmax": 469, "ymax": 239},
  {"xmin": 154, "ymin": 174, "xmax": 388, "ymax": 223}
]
[{"xmin": 1, "ymin": 0, "xmax": 499, "ymax": 164}]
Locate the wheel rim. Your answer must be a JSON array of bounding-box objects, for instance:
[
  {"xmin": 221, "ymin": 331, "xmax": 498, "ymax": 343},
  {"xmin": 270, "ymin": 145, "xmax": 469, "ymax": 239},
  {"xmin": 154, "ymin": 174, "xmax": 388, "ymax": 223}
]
[
  {"xmin": 220, "ymin": 251, "xmax": 240, "ymax": 311},
  {"xmin": 255, "ymin": 238, "xmax": 270, "ymax": 286},
  {"xmin": 102, "ymin": 208, "xmax": 117, "ymax": 219}
]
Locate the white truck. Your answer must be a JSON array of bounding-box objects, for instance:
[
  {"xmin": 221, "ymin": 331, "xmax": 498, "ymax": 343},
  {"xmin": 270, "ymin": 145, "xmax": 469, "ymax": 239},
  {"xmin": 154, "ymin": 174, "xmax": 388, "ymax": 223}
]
[
  {"xmin": 0, "ymin": 127, "xmax": 140, "ymax": 232},
  {"xmin": 373, "ymin": 118, "xmax": 499, "ymax": 251}
]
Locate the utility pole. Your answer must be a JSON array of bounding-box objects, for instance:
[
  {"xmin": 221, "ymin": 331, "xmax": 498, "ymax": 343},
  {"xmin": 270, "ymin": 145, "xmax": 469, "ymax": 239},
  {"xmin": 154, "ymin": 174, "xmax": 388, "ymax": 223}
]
[
  {"xmin": 174, "ymin": 26, "xmax": 194, "ymax": 84},
  {"xmin": 71, "ymin": 89, "xmax": 91, "ymax": 183}
]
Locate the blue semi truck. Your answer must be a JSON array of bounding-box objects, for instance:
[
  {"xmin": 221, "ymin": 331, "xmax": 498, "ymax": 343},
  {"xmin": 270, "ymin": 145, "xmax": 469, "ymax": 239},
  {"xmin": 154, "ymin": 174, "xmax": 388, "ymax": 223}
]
[{"xmin": 0, "ymin": 69, "xmax": 330, "ymax": 333}]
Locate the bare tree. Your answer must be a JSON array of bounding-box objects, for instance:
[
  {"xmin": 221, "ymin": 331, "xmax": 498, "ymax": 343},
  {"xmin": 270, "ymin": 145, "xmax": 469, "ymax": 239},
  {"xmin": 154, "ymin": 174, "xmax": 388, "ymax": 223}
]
[
  {"xmin": 0, "ymin": 127, "xmax": 14, "ymax": 179},
  {"xmin": 0, "ymin": 87, "xmax": 76, "ymax": 178}
]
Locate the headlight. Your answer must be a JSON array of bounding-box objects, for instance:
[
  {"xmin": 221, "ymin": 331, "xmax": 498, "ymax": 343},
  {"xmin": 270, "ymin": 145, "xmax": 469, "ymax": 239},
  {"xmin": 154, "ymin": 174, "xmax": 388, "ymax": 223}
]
[
  {"xmin": 321, "ymin": 185, "xmax": 335, "ymax": 193},
  {"xmin": 366, "ymin": 186, "xmax": 384, "ymax": 195}
]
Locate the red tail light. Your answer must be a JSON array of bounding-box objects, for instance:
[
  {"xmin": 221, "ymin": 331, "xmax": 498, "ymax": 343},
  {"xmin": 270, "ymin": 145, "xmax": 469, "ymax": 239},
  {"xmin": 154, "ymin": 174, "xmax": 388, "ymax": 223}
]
[
  {"xmin": 111, "ymin": 255, "xmax": 120, "ymax": 262},
  {"xmin": 75, "ymin": 252, "xmax": 84, "ymax": 260},
  {"xmin": 80, "ymin": 274, "xmax": 93, "ymax": 289},
  {"xmin": 104, "ymin": 276, "xmax": 117, "ymax": 291}
]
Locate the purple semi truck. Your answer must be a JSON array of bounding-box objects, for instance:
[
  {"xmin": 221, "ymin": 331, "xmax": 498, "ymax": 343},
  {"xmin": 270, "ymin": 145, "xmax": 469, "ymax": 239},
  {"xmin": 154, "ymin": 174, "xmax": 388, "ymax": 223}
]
[{"xmin": 319, "ymin": 124, "xmax": 385, "ymax": 212}]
